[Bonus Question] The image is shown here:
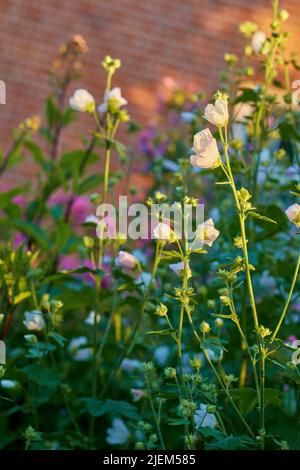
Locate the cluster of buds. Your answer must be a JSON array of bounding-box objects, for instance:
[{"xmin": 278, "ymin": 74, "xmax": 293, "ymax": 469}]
[
  {"xmin": 174, "ymin": 287, "xmax": 194, "ymax": 314},
  {"xmin": 102, "ymin": 55, "xmax": 121, "ymax": 74},
  {"xmin": 257, "ymin": 325, "xmax": 272, "ymax": 339},
  {"xmin": 237, "ymin": 187, "xmax": 255, "ymax": 213},
  {"xmin": 59, "ymin": 35, "xmax": 88, "ymax": 56},
  {"xmin": 19, "ymin": 115, "xmax": 41, "ymax": 134},
  {"xmin": 164, "ymin": 367, "xmax": 177, "ymax": 379},
  {"xmin": 178, "ymin": 399, "xmax": 197, "ymax": 418}
]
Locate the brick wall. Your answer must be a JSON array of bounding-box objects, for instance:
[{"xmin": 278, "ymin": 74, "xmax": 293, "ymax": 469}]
[{"xmin": 0, "ymin": 0, "xmax": 300, "ymax": 178}]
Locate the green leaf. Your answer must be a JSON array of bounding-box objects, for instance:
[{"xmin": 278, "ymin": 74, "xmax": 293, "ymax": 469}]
[
  {"xmin": 264, "ymin": 388, "xmax": 283, "ymax": 407},
  {"xmin": 77, "ymin": 175, "xmax": 103, "ymax": 194},
  {"xmin": 248, "ymin": 211, "xmax": 277, "ymax": 224},
  {"xmin": 230, "ymin": 387, "xmax": 258, "ymax": 414},
  {"xmin": 146, "ymin": 329, "xmax": 176, "ymax": 336},
  {"xmin": 48, "ymin": 332, "xmax": 67, "ymax": 348},
  {"xmin": 234, "ymin": 88, "xmax": 259, "ymax": 104},
  {"xmin": 13, "ymin": 291, "xmax": 32, "ymax": 305},
  {"xmin": 45, "ymin": 96, "xmax": 59, "ymax": 128},
  {"xmin": 12, "ymin": 220, "xmax": 50, "ymax": 249},
  {"xmin": 22, "ymin": 364, "xmax": 60, "ymax": 389},
  {"xmin": 81, "ymin": 398, "xmax": 140, "ymax": 420}
]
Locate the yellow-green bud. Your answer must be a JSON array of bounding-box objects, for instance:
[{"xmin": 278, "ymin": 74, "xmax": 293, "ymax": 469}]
[
  {"xmin": 215, "ymin": 318, "xmax": 224, "ymax": 329},
  {"xmin": 83, "ymin": 236, "xmax": 94, "ymax": 249},
  {"xmin": 200, "ymin": 321, "xmax": 211, "ymax": 335}
]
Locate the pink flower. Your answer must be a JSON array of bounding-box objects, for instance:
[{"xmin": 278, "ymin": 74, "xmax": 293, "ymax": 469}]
[
  {"xmin": 153, "ymin": 222, "xmax": 175, "ymax": 241},
  {"xmin": 116, "ymin": 251, "xmax": 138, "ymax": 270},
  {"xmin": 190, "ymin": 129, "xmax": 220, "ymax": 169},
  {"xmin": 285, "ymin": 204, "xmax": 300, "ymax": 227},
  {"xmin": 70, "ymin": 196, "xmax": 93, "ymax": 225},
  {"xmin": 196, "ymin": 218, "xmax": 220, "ymax": 247}
]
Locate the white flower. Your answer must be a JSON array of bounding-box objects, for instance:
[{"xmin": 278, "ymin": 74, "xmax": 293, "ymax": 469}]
[
  {"xmin": 1, "ymin": 380, "xmax": 19, "ymax": 390},
  {"xmin": 169, "ymin": 261, "xmax": 192, "ymax": 279},
  {"xmin": 85, "ymin": 311, "xmax": 101, "ymax": 326},
  {"xmin": 285, "ymin": 203, "xmax": 300, "ymax": 227},
  {"xmin": 116, "ymin": 251, "xmax": 138, "ymax": 270},
  {"xmin": 98, "ymin": 87, "xmax": 127, "ymax": 113},
  {"xmin": 106, "ymin": 418, "xmax": 130, "ymax": 445},
  {"xmin": 84, "ymin": 214, "xmax": 100, "ymax": 224},
  {"xmin": 153, "ymin": 222, "xmax": 175, "ymax": 241},
  {"xmin": 68, "ymin": 336, "xmax": 92, "ymax": 362},
  {"xmin": 69, "ymin": 89, "xmax": 95, "ymax": 113},
  {"xmin": 121, "ymin": 358, "xmax": 142, "ymax": 372},
  {"xmin": 23, "ymin": 311, "xmax": 45, "ymax": 331},
  {"xmin": 190, "ymin": 129, "xmax": 220, "ymax": 169},
  {"xmin": 204, "ymin": 99, "xmax": 229, "ymax": 127},
  {"xmin": 194, "ymin": 404, "xmax": 217, "ymax": 429},
  {"xmin": 251, "ymin": 31, "xmax": 266, "ymax": 54},
  {"xmin": 196, "ymin": 218, "xmax": 220, "ymax": 247}
]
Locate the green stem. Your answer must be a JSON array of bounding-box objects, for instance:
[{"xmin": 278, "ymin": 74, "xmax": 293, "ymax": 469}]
[
  {"xmin": 272, "ymin": 254, "xmax": 300, "ymax": 340},
  {"xmin": 146, "ymin": 375, "xmax": 166, "ymax": 450}
]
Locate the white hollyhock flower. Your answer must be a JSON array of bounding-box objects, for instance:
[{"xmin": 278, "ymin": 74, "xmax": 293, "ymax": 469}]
[
  {"xmin": 85, "ymin": 311, "xmax": 101, "ymax": 326},
  {"xmin": 98, "ymin": 87, "xmax": 127, "ymax": 113},
  {"xmin": 285, "ymin": 203, "xmax": 300, "ymax": 227},
  {"xmin": 84, "ymin": 214, "xmax": 100, "ymax": 225},
  {"xmin": 169, "ymin": 261, "xmax": 192, "ymax": 279},
  {"xmin": 106, "ymin": 418, "xmax": 130, "ymax": 445},
  {"xmin": 153, "ymin": 222, "xmax": 175, "ymax": 241},
  {"xmin": 194, "ymin": 404, "xmax": 217, "ymax": 429},
  {"xmin": 23, "ymin": 311, "xmax": 45, "ymax": 331},
  {"xmin": 196, "ymin": 218, "xmax": 220, "ymax": 247},
  {"xmin": 190, "ymin": 129, "xmax": 220, "ymax": 169},
  {"xmin": 68, "ymin": 336, "xmax": 92, "ymax": 362},
  {"xmin": 251, "ymin": 31, "xmax": 266, "ymax": 54},
  {"xmin": 116, "ymin": 251, "xmax": 138, "ymax": 269},
  {"xmin": 69, "ymin": 89, "xmax": 95, "ymax": 112},
  {"xmin": 204, "ymin": 100, "xmax": 229, "ymax": 127},
  {"xmin": 1, "ymin": 380, "xmax": 19, "ymax": 390}
]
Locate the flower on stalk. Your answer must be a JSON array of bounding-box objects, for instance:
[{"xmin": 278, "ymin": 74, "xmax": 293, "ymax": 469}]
[
  {"xmin": 190, "ymin": 129, "xmax": 221, "ymax": 169},
  {"xmin": 169, "ymin": 260, "xmax": 192, "ymax": 279},
  {"xmin": 85, "ymin": 311, "xmax": 101, "ymax": 326},
  {"xmin": 23, "ymin": 311, "xmax": 45, "ymax": 331},
  {"xmin": 116, "ymin": 250, "xmax": 138, "ymax": 270},
  {"xmin": 153, "ymin": 222, "xmax": 176, "ymax": 242},
  {"xmin": 106, "ymin": 418, "xmax": 130, "ymax": 445},
  {"xmin": 196, "ymin": 218, "xmax": 220, "ymax": 247},
  {"xmin": 194, "ymin": 404, "xmax": 217, "ymax": 429},
  {"xmin": 98, "ymin": 87, "xmax": 127, "ymax": 113},
  {"xmin": 251, "ymin": 31, "xmax": 266, "ymax": 54},
  {"xmin": 285, "ymin": 203, "xmax": 300, "ymax": 227},
  {"xmin": 69, "ymin": 89, "xmax": 95, "ymax": 113},
  {"xmin": 203, "ymin": 94, "xmax": 229, "ymax": 127}
]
